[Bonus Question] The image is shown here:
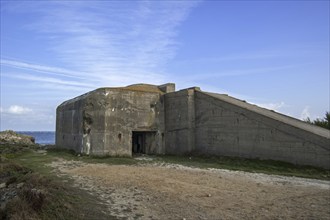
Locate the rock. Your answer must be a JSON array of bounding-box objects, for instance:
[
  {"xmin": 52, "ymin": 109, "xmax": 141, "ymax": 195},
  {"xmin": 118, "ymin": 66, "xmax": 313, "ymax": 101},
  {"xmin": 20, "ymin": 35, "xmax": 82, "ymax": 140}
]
[
  {"xmin": 16, "ymin": 182, "xmax": 24, "ymax": 188},
  {"xmin": 207, "ymin": 194, "xmax": 211, "ymax": 197},
  {"xmin": 0, "ymin": 130, "xmax": 35, "ymax": 145},
  {"xmin": 0, "ymin": 183, "xmax": 6, "ymax": 189}
]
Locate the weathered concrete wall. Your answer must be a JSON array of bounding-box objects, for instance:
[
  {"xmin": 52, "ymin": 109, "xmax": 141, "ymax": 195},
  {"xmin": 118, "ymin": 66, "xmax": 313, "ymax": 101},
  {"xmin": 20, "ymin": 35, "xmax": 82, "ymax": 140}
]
[
  {"xmin": 102, "ymin": 88, "xmax": 164, "ymax": 156},
  {"xmin": 194, "ymin": 91, "xmax": 330, "ymax": 169},
  {"xmin": 164, "ymin": 88, "xmax": 196, "ymax": 154},
  {"xmin": 56, "ymin": 95, "xmax": 85, "ymax": 153},
  {"xmin": 56, "ymin": 87, "xmax": 165, "ymax": 156},
  {"xmin": 158, "ymin": 83, "xmax": 175, "ymax": 93},
  {"xmin": 56, "ymin": 83, "xmax": 330, "ymax": 169}
]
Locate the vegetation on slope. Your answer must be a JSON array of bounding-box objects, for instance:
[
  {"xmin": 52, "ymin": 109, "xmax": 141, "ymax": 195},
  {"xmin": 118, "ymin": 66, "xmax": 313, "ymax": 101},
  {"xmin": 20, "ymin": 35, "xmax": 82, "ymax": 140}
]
[
  {"xmin": 305, "ymin": 111, "xmax": 330, "ymax": 130},
  {"xmin": 0, "ymin": 133, "xmax": 111, "ymax": 220},
  {"xmin": 154, "ymin": 155, "xmax": 330, "ymax": 180},
  {"xmin": 1, "ymin": 130, "xmax": 329, "ymax": 219}
]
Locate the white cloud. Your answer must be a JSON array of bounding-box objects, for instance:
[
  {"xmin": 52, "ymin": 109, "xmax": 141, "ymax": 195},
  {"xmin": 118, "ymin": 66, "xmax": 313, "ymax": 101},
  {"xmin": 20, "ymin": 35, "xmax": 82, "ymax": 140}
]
[
  {"xmin": 1, "ymin": 1, "xmax": 200, "ymax": 89},
  {"xmin": 0, "ymin": 59, "xmax": 87, "ymax": 79},
  {"xmin": 300, "ymin": 106, "xmax": 311, "ymax": 120},
  {"xmin": 4, "ymin": 73, "xmax": 94, "ymax": 88},
  {"xmin": 0, "ymin": 105, "xmax": 56, "ymax": 131},
  {"xmin": 25, "ymin": 2, "xmax": 197, "ymax": 84},
  {"xmin": 0, "ymin": 1, "xmax": 200, "ymax": 131},
  {"xmin": 1, "ymin": 105, "xmax": 32, "ymax": 115},
  {"xmin": 257, "ymin": 102, "xmax": 285, "ymax": 111}
]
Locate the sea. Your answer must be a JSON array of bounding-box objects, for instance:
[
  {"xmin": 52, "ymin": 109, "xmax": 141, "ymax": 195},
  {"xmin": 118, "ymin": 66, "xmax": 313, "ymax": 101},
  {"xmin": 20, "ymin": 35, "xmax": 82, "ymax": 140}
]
[{"xmin": 17, "ymin": 131, "xmax": 55, "ymax": 145}]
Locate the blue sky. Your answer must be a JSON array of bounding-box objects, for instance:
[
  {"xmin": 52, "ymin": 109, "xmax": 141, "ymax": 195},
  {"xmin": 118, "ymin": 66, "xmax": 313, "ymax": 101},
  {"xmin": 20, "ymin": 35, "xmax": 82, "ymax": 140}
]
[{"xmin": 0, "ymin": 0, "xmax": 329, "ymax": 131}]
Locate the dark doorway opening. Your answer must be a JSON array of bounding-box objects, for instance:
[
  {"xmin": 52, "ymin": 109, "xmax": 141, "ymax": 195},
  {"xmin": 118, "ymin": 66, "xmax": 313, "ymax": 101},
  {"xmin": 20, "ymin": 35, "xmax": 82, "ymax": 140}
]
[
  {"xmin": 132, "ymin": 132, "xmax": 145, "ymax": 154},
  {"xmin": 132, "ymin": 131, "xmax": 157, "ymax": 154}
]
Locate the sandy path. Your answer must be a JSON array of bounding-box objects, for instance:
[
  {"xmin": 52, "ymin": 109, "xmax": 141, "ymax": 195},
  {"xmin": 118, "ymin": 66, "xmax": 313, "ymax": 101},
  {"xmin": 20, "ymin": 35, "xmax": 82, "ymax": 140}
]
[{"xmin": 49, "ymin": 159, "xmax": 330, "ymax": 220}]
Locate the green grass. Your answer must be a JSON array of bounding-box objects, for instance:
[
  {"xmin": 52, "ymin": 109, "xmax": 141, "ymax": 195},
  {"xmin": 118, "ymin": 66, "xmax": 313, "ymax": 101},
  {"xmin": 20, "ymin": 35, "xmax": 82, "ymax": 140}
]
[
  {"xmin": 3, "ymin": 144, "xmax": 330, "ymax": 180},
  {"xmin": 8, "ymin": 148, "xmax": 138, "ymax": 173},
  {"xmin": 5, "ymin": 144, "xmax": 330, "ymax": 181},
  {"xmin": 14, "ymin": 147, "xmax": 330, "ymax": 181},
  {"xmin": 0, "ymin": 145, "xmax": 115, "ymax": 220},
  {"xmin": 46, "ymin": 148, "xmax": 139, "ymax": 165},
  {"xmin": 0, "ymin": 143, "xmax": 38, "ymax": 158},
  {"xmin": 151, "ymin": 155, "xmax": 330, "ymax": 180},
  {"xmin": 11, "ymin": 151, "xmax": 57, "ymax": 175},
  {"xmin": 1, "ymin": 144, "xmax": 329, "ymax": 219},
  {"xmin": 2, "ymin": 169, "xmax": 112, "ymax": 220}
]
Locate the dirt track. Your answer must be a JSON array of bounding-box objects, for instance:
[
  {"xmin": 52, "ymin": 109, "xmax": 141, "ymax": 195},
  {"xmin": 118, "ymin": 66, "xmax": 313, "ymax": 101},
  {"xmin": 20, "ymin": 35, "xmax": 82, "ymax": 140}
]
[{"xmin": 49, "ymin": 158, "xmax": 330, "ymax": 220}]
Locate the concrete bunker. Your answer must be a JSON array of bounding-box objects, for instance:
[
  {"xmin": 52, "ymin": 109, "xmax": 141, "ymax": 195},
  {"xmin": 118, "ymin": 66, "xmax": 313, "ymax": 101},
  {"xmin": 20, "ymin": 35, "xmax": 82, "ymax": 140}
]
[{"xmin": 56, "ymin": 83, "xmax": 330, "ymax": 169}]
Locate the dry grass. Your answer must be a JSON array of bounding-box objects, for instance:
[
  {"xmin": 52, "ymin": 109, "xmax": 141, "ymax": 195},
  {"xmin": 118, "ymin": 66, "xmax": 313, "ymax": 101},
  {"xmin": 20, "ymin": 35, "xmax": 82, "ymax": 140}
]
[
  {"xmin": 122, "ymin": 84, "xmax": 163, "ymax": 93},
  {"xmin": 0, "ymin": 149, "xmax": 111, "ymax": 220},
  {"xmin": 1, "ymin": 162, "xmax": 111, "ymax": 220}
]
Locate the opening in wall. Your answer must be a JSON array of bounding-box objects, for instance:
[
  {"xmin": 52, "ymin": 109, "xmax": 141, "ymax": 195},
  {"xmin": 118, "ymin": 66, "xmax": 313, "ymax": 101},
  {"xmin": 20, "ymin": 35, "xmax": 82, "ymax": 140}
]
[{"xmin": 132, "ymin": 131, "xmax": 156, "ymax": 154}]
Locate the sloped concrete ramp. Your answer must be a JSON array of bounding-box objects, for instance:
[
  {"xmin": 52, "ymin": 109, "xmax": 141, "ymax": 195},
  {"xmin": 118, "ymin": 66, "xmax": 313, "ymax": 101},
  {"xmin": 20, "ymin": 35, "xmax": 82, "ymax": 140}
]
[{"xmin": 194, "ymin": 91, "xmax": 330, "ymax": 169}]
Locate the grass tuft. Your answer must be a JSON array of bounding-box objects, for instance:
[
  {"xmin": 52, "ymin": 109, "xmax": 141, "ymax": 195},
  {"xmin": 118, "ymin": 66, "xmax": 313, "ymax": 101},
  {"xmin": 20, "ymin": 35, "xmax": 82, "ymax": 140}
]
[
  {"xmin": 0, "ymin": 148, "xmax": 112, "ymax": 220},
  {"xmin": 155, "ymin": 155, "xmax": 330, "ymax": 180}
]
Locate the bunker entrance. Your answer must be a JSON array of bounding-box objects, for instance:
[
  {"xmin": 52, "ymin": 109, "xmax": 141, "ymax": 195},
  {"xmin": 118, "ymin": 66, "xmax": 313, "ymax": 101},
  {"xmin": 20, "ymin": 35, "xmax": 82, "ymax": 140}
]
[{"xmin": 132, "ymin": 131, "xmax": 156, "ymax": 154}]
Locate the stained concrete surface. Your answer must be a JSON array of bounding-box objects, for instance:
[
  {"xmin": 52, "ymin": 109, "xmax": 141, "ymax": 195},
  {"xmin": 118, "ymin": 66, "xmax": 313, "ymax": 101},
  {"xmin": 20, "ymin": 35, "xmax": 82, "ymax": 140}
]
[{"xmin": 56, "ymin": 83, "xmax": 330, "ymax": 169}]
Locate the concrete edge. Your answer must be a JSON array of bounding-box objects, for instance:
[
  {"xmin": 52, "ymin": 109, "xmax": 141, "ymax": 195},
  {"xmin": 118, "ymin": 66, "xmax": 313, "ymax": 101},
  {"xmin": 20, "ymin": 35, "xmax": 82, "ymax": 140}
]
[{"xmin": 200, "ymin": 91, "xmax": 330, "ymax": 140}]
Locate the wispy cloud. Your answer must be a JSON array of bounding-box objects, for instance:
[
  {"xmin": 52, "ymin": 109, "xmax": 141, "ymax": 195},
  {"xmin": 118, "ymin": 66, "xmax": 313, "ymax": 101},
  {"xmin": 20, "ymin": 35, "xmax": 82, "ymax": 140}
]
[
  {"xmin": 2, "ymin": 1, "xmax": 199, "ymax": 87},
  {"xmin": 1, "ymin": 1, "xmax": 200, "ymax": 130},
  {"xmin": 4, "ymin": 73, "xmax": 94, "ymax": 88},
  {"xmin": 257, "ymin": 102, "xmax": 285, "ymax": 112},
  {"xmin": 300, "ymin": 106, "xmax": 311, "ymax": 120},
  {"xmin": 1, "ymin": 59, "xmax": 88, "ymax": 80},
  {"xmin": 1, "ymin": 105, "xmax": 32, "ymax": 115},
  {"xmin": 0, "ymin": 104, "xmax": 55, "ymax": 131}
]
